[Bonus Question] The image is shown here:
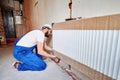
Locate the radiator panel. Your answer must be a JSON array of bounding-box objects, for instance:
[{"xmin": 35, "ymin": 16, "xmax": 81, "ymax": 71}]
[{"xmin": 53, "ymin": 30, "xmax": 120, "ymax": 80}]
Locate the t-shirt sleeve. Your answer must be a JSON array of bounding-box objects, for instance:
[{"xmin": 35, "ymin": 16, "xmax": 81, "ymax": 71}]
[{"xmin": 36, "ymin": 31, "xmax": 44, "ymax": 43}]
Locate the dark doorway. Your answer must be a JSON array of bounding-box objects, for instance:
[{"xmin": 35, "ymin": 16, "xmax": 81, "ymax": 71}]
[{"xmin": 1, "ymin": 9, "xmax": 16, "ymax": 43}]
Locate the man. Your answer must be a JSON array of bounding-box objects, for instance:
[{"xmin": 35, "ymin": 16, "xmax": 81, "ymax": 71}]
[{"xmin": 13, "ymin": 24, "xmax": 56, "ymax": 71}]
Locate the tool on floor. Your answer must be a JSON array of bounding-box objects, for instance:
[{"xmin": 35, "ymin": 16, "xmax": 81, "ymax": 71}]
[
  {"xmin": 50, "ymin": 51, "xmax": 61, "ymax": 63},
  {"xmin": 50, "ymin": 51, "xmax": 77, "ymax": 80}
]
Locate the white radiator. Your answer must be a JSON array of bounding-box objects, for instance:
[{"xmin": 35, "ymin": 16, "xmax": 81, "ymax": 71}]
[{"xmin": 53, "ymin": 30, "xmax": 120, "ymax": 80}]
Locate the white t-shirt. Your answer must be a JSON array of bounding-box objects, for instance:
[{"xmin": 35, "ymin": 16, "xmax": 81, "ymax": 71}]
[{"xmin": 16, "ymin": 30, "xmax": 44, "ymax": 47}]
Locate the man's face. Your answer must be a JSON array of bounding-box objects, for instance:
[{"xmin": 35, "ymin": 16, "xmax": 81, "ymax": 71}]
[{"xmin": 45, "ymin": 29, "xmax": 52, "ymax": 37}]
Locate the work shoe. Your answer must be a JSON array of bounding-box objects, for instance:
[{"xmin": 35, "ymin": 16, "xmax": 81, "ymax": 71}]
[{"xmin": 12, "ymin": 62, "xmax": 20, "ymax": 69}]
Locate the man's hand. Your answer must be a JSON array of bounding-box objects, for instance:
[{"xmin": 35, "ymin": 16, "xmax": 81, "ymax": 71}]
[
  {"xmin": 51, "ymin": 56, "xmax": 61, "ymax": 63},
  {"xmin": 49, "ymin": 51, "xmax": 61, "ymax": 63}
]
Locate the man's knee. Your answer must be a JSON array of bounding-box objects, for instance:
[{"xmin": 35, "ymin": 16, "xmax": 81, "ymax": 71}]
[{"xmin": 37, "ymin": 62, "xmax": 47, "ymax": 71}]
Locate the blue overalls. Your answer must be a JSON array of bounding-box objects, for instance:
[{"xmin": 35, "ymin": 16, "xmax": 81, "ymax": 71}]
[{"xmin": 13, "ymin": 35, "xmax": 47, "ymax": 71}]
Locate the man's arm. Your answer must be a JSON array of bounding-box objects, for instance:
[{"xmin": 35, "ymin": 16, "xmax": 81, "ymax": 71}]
[
  {"xmin": 44, "ymin": 41, "xmax": 53, "ymax": 51},
  {"xmin": 37, "ymin": 41, "xmax": 55, "ymax": 58},
  {"xmin": 39, "ymin": 41, "xmax": 61, "ymax": 63}
]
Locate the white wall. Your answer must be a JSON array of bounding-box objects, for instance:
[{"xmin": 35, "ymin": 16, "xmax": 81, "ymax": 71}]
[
  {"xmin": 72, "ymin": 0, "xmax": 120, "ymax": 18},
  {"xmin": 44, "ymin": 0, "xmax": 70, "ymax": 23},
  {"xmin": 30, "ymin": 0, "xmax": 70, "ymax": 27},
  {"xmin": 42, "ymin": 0, "xmax": 120, "ymax": 24},
  {"xmin": 29, "ymin": 0, "xmax": 120, "ymax": 27}
]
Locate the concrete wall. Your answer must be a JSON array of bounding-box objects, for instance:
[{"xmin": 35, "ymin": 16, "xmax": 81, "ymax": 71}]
[{"xmin": 0, "ymin": 8, "xmax": 6, "ymax": 44}]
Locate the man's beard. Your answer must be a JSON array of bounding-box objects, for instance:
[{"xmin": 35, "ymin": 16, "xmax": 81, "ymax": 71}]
[{"xmin": 45, "ymin": 31, "xmax": 49, "ymax": 37}]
